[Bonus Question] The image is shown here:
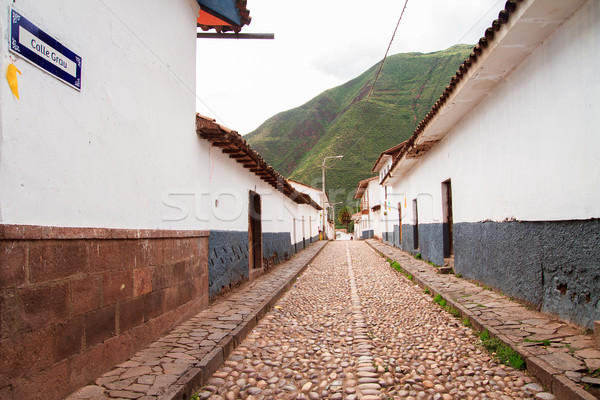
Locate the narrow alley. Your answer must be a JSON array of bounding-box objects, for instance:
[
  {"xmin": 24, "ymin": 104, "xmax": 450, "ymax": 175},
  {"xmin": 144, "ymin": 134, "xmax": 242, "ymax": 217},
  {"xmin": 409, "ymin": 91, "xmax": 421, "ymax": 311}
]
[{"xmin": 197, "ymin": 241, "xmax": 540, "ymax": 400}]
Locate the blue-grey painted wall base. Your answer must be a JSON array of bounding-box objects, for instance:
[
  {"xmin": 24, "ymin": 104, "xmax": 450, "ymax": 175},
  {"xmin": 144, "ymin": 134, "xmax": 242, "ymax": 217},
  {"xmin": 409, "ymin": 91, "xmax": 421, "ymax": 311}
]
[
  {"xmin": 454, "ymin": 219, "xmax": 600, "ymax": 329},
  {"xmin": 361, "ymin": 230, "xmax": 374, "ymax": 240},
  {"xmin": 395, "ymin": 219, "xmax": 600, "ymax": 329},
  {"xmin": 400, "ymin": 223, "xmax": 444, "ymax": 266},
  {"xmin": 208, "ymin": 231, "xmax": 249, "ymax": 298},
  {"xmin": 209, "ymin": 231, "xmax": 295, "ymax": 298}
]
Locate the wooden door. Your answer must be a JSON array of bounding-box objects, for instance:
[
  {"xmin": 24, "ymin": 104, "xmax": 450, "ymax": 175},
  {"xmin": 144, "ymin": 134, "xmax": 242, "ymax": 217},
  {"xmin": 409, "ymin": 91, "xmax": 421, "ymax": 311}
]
[{"xmin": 248, "ymin": 191, "xmax": 262, "ymax": 269}]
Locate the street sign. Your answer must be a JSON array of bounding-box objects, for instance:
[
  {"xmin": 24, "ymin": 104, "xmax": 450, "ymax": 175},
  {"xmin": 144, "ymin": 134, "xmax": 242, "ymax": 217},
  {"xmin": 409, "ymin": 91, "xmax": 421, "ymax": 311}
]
[{"xmin": 9, "ymin": 8, "xmax": 82, "ymax": 91}]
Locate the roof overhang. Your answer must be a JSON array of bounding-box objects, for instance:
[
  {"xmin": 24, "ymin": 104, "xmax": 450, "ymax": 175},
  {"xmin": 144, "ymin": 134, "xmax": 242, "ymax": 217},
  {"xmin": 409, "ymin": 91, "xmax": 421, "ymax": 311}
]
[
  {"xmin": 196, "ymin": 114, "xmax": 322, "ymax": 210},
  {"xmin": 371, "ymin": 154, "xmax": 392, "ymax": 174},
  {"xmin": 353, "ymin": 177, "xmax": 377, "ymax": 199},
  {"xmin": 384, "ymin": 0, "xmax": 587, "ymax": 186},
  {"xmin": 371, "ymin": 141, "xmax": 408, "ymax": 172}
]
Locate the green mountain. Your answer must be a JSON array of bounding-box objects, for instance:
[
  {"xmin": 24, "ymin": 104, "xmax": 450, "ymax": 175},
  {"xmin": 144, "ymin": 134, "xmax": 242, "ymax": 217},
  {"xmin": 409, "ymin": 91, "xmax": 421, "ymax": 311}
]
[{"xmin": 245, "ymin": 44, "xmax": 473, "ymax": 208}]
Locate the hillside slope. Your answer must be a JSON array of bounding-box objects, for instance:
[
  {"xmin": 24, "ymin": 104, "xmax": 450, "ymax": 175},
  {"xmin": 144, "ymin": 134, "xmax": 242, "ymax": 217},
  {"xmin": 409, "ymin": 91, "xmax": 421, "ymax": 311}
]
[{"xmin": 245, "ymin": 45, "xmax": 473, "ymax": 207}]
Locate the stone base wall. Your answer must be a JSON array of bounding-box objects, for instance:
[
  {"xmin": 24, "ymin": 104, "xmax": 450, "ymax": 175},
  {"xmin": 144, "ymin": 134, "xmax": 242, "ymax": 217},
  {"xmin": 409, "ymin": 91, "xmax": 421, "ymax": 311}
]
[
  {"xmin": 400, "ymin": 223, "xmax": 444, "ymax": 266},
  {"xmin": 382, "ymin": 231, "xmax": 394, "ymax": 246},
  {"xmin": 393, "ymin": 225, "xmax": 401, "ymax": 248},
  {"xmin": 262, "ymin": 232, "xmax": 292, "ymax": 271},
  {"xmin": 0, "ymin": 224, "xmax": 209, "ymax": 400},
  {"xmin": 361, "ymin": 230, "xmax": 374, "ymax": 240},
  {"xmin": 207, "ymin": 231, "xmax": 249, "ymax": 298},
  {"xmin": 394, "ymin": 219, "xmax": 600, "ymax": 329},
  {"xmin": 454, "ymin": 219, "xmax": 600, "ymax": 329},
  {"xmin": 208, "ymin": 231, "xmax": 296, "ymax": 298}
]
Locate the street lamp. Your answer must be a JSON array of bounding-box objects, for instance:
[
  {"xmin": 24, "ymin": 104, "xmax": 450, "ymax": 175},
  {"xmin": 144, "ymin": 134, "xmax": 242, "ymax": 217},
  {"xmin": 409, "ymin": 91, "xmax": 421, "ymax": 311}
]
[{"xmin": 322, "ymin": 155, "xmax": 343, "ymax": 240}]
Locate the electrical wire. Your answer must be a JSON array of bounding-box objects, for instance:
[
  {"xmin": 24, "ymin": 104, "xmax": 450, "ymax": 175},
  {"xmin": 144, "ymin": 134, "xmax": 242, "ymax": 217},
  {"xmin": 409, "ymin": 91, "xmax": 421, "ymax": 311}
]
[{"xmin": 366, "ymin": 0, "xmax": 409, "ymax": 103}]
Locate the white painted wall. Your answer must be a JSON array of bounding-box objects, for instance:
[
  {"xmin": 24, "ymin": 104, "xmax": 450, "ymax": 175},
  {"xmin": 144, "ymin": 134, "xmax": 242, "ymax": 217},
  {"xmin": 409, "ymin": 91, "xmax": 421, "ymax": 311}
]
[
  {"xmin": 366, "ymin": 180, "xmax": 382, "ymax": 237},
  {"xmin": 0, "ymin": 0, "xmax": 202, "ymax": 229},
  {"xmin": 289, "ymin": 180, "xmax": 326, "ymax": 238},
  {"xmin": 390, "ymin": 0, "xmax": 600, "ymax": 224},
  {"xmin": 164, "ymin": 141, "xmax": 319, "ymax": 243}
]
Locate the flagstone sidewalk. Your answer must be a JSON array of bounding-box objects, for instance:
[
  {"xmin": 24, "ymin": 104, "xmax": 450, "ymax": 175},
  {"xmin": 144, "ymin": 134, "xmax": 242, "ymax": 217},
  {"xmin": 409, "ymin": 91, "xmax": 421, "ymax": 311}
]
[
  {"xmin": 66, "ymin": 241, "xmax": 328, "ymax": 400},
  {"xmin": 366, "ymin": 239, "xmax": 600, "ymax": 400}
]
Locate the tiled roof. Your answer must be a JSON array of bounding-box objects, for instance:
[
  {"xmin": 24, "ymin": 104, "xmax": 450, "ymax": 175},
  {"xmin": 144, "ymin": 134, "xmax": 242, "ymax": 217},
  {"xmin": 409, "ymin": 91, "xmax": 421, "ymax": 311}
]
[
  {"xmin": 196, "ymin": 114, "xmax": 321, "ymax": 210},
  {"xmin": 353, "ymin": 176, "xmax": 378, "ymax": 199},
  {"xmin": 371, "ymin": 141, "xmax": 408, "ymax": 172},
  {"xmin": 382, "ymin": 0, "xmax": 520, "ymax": 183},
  {"xmin": 383, "ymin": 0, "xmax": 588, "ymax": 185},
  {"xmin": 287, "ymin": 179, "xmax": 321, "ymax": 193}
]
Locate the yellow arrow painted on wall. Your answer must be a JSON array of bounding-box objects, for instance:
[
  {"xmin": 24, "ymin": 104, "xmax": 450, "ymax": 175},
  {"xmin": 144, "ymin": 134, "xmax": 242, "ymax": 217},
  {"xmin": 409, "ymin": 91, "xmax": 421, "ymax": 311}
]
[{"xmin": 6, "ymin": 64, "xmax": 21, "ymax": 99}]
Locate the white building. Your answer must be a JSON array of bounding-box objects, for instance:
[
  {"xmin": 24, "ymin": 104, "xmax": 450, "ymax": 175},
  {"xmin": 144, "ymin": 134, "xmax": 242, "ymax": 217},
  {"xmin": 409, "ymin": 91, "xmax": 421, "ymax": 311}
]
[
  {"xmin": 381, "ymin": 0, "xmax": 599, "ymax": 329},
  {"xmin": 371, "ymin": 142, "xmax": 408, "ymax": 246},
  {"xmin": 353, "ymin": 177, "xmax": 381, "ymax": 239},
  {"xmin": 0, "ymin": 1, "xmax": 319, "ymax": 398},
  {"xmin": 196, "ymin": 116, "xmax": 322, "ymax": 296},
  {"xmin": 289, "ymin": 179, "xmax": 332, "ymax": 241}
]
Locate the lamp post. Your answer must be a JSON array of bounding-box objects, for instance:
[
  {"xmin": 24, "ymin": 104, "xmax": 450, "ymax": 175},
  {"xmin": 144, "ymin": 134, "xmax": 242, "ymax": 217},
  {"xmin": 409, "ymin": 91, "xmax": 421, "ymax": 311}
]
[{"xmin": 322, "ymin": 155, "xmax": 343, "ymax": 240}]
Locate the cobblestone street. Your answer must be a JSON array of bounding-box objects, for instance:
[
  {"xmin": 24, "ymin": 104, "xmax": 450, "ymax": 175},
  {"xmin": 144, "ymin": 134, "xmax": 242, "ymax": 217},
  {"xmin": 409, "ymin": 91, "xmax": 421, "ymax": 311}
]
[{"xmin": 198, "ymin": 241, "xmax": 546, "ymax": 400}]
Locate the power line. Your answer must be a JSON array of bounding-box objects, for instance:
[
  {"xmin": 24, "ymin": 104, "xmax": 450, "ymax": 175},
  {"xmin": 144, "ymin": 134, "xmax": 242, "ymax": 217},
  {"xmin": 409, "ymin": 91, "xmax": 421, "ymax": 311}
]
[
  {"xmin": 335, "ymin": 0, "xmax": 499, "ymax": 169},
  {"xmin": 300, "ymin": 0, "xmax": 500, "ymax": 202},
  {"xmin": 366, "ymin": 0, "xmax": 410, "ymax": 103}
]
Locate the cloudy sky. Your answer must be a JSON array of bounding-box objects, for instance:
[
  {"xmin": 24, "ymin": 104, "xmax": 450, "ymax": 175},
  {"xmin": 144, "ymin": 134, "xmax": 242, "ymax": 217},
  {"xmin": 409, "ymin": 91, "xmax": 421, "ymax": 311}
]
[{"xmin": 195, "ymin": 0, "xmax": 503, "ymax": 135}]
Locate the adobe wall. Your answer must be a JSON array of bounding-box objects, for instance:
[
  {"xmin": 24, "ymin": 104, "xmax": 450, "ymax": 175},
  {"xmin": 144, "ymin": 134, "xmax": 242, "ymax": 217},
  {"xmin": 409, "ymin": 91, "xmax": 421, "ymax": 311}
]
[{"xmin": 0, "ymin": 224, "xmax": 209, "ymax": 400}]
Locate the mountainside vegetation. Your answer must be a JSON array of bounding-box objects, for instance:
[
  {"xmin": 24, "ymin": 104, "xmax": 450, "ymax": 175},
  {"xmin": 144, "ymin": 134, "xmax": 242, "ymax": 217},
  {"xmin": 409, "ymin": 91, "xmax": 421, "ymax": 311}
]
[{"xmin": 245, "ymin": 44, "xmax": 473, "ymax": 209}]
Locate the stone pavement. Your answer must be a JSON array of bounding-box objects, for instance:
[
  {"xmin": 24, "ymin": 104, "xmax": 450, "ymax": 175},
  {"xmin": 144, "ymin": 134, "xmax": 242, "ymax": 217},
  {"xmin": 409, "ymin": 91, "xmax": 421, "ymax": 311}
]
[
  {"xmin": 66, "ymin": 240, "xmax": 327, "ymax": 400},
  {"xmin": 367, "ymin": 239, "xmax": 600, "ymax": 400},
  {"xmin": 197, "ymin": 241, "xmax": 554, "ymax": 400}
]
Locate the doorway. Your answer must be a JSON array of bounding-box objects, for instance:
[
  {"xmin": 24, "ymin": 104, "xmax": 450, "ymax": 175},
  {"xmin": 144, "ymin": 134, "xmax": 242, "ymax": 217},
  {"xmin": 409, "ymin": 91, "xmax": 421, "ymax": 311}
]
[
  {"xmin": 293, "ymin": 218, "xmax": 297, "ymax": 253},
  {"xmin": 248, "ymin": 191, "xmax": 262, "ymax": 270},
  {"xmin": 442, "ymin": 180, "xmax": 454, "ymax": 257},
  {"xmin": 398, "ymin": 203, "xmax": 403, "ymax": 245},
  {"xmin": 302, "ymin": 216, "xmax": 306, "ymax": 249}
]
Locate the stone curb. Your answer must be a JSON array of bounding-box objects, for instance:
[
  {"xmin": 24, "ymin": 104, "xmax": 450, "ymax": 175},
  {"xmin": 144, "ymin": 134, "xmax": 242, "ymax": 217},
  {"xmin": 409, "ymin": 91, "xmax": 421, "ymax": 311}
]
[
  {"xmin": 365, "ymin": 240, "xmax": 597, "ymax": 400},
  {"xmin": 161, "ymin": 241, "xmax": 329, "ymax": 400}
]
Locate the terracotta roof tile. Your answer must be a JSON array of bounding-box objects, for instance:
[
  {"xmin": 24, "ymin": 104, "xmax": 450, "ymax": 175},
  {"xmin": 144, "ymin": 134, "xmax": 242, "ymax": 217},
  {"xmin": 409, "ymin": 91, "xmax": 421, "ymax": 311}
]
[
  {"xmin": 371, "ymin": 141, "xmax": 408, "ymax": 172},
  {"xmin": 384, "ymin": 0, "xmax": 521, "ymax": 179},
  {"xmin": 196, "ymin": 114, "xmax": 321, "ymax": 210},
  {"xmin": 353, "ymin": 176, "xmax": 378, "ymax": 199}
]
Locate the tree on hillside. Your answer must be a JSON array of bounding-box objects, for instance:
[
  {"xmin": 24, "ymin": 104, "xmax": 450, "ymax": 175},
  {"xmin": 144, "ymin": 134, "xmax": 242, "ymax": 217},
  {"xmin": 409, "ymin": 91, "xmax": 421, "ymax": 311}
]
[{"xmin": 338, "ymin": 207, "xmax": 352, "ymax": 232}]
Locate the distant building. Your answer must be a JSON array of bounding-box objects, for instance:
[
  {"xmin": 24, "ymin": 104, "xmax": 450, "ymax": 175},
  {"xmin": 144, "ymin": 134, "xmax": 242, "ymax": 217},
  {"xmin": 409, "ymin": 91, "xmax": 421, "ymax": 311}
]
[
  {"xmin": 353, "ymin": 177, "xmax": 379, "ymax": 240},
  {"xmin": 379, "ymin": 0, "xmax": 599, "ymax": 328},
  {"xmin": 371, "ymin": 142, "xmax": 408, "ymax": 246},
  {"xmin": 0, "ymin": 2, "xmax": 319, "ymax": 398},
  {"xmin": 288, "ymin": 179, "xmax": 331, "ymax": 241}
]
